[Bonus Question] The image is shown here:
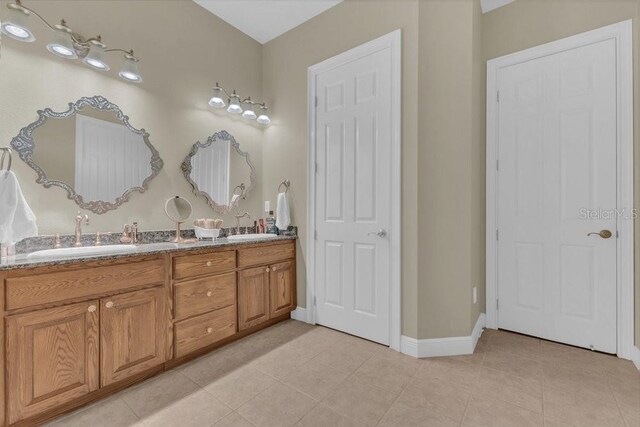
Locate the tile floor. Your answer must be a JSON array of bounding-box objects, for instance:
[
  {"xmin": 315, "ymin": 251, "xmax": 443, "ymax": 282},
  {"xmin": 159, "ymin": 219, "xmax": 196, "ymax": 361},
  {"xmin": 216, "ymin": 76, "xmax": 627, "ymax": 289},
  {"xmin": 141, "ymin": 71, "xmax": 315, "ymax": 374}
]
[{"xmin": 47, "ymin": 320, "xmax": 640, "ymax": 427}]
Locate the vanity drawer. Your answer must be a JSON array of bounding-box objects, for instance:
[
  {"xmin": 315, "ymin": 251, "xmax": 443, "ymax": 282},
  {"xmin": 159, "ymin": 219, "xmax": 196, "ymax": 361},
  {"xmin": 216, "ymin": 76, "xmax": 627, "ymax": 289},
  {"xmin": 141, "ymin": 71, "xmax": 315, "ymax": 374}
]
[
  {"xmin": 173, "ymin": 250, "xmax": 236, "ymax": 280},
  {"xmin": 174, "ymin": 305, "xmax": 236, "ymax": 357},
  {"xmin": 237, "ymin": 241, "xmax": 295, "ymax": 268},
  {"xmin": 174, "ymin": 272, "xmax": 236, "ymax": 320},
  {"xmin": 5, "ymin": 259, "xmax": 165, "ymax": 311}
]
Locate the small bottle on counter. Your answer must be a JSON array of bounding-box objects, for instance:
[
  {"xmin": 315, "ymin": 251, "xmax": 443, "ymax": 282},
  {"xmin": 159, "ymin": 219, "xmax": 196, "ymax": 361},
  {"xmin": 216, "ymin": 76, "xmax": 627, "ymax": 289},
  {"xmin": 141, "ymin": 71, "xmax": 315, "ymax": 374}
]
[
  {"xmin": 259, "ymin": 219, "xmax": 266, "ymax": 234},
  {"xmin": 266, "ymin": 211, "xmax": 276, "ymax": 234}
]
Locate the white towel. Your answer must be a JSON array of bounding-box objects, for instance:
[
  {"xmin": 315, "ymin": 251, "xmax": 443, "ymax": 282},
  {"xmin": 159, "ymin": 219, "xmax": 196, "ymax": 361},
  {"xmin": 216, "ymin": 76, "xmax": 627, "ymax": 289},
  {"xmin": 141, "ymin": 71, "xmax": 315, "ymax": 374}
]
[
  {"xmin": 0, "ymin": 171, "xmax": 38, "ymax": 245},
  {"xmin": 276, "ymin": 192, "xmax": 290, "ymax": 231}
]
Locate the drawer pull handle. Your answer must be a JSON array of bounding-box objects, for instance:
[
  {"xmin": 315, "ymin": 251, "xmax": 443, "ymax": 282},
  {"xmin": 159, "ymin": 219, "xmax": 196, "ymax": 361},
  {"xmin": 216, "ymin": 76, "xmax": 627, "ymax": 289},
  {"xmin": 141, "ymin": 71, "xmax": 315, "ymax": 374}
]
[
  {"xmin": 266, "ymin": 268, "xmax": 270, "ymax": 273},
  {"xmin": 206, "ymin": 261, "xmax": 213, "ymax": 267},
  {"xmin": 87, "ymin": 305, "xmax": 97, "ymax": 313},
  {"xmin": 105, "ymin": 301, "xmax": 114, "ymax": 309},
  {"xmin": 207, "ymin": 327, "xmax": 213, "ymax": 334},
  {"xmin": 206, "ymin": 291, "xmax": 213, "ymax": 297}
]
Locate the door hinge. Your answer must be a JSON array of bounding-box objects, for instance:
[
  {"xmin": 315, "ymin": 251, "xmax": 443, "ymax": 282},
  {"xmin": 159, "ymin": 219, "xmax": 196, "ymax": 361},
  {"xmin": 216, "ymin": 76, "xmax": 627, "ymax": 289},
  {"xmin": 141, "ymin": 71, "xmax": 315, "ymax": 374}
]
[
  {"xmin": 315, "ymin": 162, "xmax": 318, "ymax": 174},
  {"xmin": 496, "ymin": 159, "xmax": 499, "ymax": 171},
  {"xmin": 313, "ymin": 296, "xmax": 317, "ymax": 306},
  {"xmin": 496, "ymin": 299, "xmax": 499, "ymax": 310},
  {"xmin": 497, "ymin": 91, "xmax": 500, "ymax": 102},
  {"xmin": 315, "ymin": 96, "xmax": 318, "ymax": 107},
  {"xmin": 496, "ymin": 229, "xmax": 499, "ymax": 241},
  {"xmin": 314, "ymin": 230, "xmax": 318, "ymax": 240},
  {"xmin": 616, "ymin": 230, "xmax": 619, "ymax": 238}
]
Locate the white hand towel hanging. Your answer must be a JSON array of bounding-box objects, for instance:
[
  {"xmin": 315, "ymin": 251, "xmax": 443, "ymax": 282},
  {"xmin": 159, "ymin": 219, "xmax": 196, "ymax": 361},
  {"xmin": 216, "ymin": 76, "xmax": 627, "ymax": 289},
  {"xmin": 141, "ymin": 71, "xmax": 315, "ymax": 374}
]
[
  {"xmin": 276, "ymin": 192, "xmax": 290, "ymax": 231},
  {"xmin": 0, "ymin": 171, "xmax": 38, "ymax": 245}
]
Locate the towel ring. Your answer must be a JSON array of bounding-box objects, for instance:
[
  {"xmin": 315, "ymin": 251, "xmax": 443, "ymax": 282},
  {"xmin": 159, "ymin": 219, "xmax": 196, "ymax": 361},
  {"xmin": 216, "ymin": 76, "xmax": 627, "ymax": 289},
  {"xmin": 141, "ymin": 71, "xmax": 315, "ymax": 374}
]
[
  {"xmin": 278, "ymin": 179, "xmax": 290, "ymax": 193},
  {"xmin": 0, "ymin": 147, "xmax": 12, "ymax": 173}
]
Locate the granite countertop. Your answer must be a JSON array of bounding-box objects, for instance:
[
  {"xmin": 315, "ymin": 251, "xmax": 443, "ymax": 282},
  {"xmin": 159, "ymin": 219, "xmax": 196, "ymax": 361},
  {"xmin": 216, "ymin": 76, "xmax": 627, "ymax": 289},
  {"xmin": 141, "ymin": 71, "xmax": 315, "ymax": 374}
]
[{"xmin": 0, "ymin": 235, "xmax": 297, "ymax": 271}]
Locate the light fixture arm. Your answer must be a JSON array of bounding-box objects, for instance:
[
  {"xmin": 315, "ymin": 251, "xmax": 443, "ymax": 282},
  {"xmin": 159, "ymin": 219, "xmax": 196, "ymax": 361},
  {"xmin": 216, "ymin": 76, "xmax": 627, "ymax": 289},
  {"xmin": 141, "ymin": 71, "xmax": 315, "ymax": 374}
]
[
  {"xmin": 5, "ymin": 0, "xmax": 138, "ymax": 60},
  {"xmin": 213, "ymin": 83, "xmax": 268, "ymax": 110}
]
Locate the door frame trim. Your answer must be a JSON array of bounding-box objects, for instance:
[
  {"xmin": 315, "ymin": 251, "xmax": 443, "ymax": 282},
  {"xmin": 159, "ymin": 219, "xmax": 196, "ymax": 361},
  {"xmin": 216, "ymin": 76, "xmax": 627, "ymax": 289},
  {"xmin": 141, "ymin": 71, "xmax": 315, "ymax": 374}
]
[
  {"xmin": 486, "ymin": 20, "xmax": 634, "ymax": 359},
  {"xmin": 306, "ymin": 29, "xmax": 402, "ymax": 351}
]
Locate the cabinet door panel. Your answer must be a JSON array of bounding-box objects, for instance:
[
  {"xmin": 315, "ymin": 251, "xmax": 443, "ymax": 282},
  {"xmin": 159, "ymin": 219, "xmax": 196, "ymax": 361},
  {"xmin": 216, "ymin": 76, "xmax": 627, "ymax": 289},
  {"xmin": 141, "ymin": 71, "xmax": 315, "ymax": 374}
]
[
  {"xmin": 270, "ymin": 260, "xmax": 296, "ymax": 317},
  {"xmin": 6, "ymin": 301, "xmax": 99, "ymax": 424},
  {"xmin": 101, "ymin": 287, "xmax": 166, "ymax": 386},
  {"xmin": 238, "ymin": 266, "xmax": 270, "ymax": 330}
]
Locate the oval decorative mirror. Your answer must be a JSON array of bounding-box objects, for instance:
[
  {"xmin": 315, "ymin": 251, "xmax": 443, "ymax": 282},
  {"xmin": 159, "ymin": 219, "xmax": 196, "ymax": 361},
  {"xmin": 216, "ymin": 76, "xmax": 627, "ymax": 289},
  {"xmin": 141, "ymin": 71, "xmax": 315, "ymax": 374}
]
[
  {"xmin": 10, "ymin": 95, "xmax": 164, "ymax": 214},
  {"xmin": 181, "ymin": 130, "xmax": 256, "ymax": 214}
]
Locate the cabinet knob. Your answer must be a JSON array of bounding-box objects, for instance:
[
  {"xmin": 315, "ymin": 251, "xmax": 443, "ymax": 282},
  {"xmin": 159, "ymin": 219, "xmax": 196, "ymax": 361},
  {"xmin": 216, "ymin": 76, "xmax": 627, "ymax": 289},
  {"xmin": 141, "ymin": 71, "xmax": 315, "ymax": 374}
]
[
  {"xmin": 206, "ymin": 290, "xmax": 212, "ymax": 297},
  {"xmin": 105, "ymin": 301, "xmax": 114, "ymax": 309},
  {"xmin": 87, "ymin": 305, "xmax": 96, "ymax": 313},
  {"xmin": 207, "ymin": 327, "xmax": 213, "ymax": 334},
  {"xmin": 206, "ymin": 261, "xmax": 213, "ymax": 267},
  {"xmin": 272, "ymin": 267, "xmax": 277, "ymax": 272},
  {"xmin": 266, "ymin": 268, "xmax": 270, "ymax": 272}
]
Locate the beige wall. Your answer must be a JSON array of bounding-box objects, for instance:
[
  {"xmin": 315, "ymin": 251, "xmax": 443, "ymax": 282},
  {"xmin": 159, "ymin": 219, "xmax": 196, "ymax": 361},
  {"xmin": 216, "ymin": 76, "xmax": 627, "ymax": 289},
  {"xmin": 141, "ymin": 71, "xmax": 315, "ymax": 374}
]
[
  {"xmin": 481, "ymin": 0, "xmax": 640, "ymax": 354},
  {"xmin": 262, "ymin": 0, "xmax": 420, "ymax": 337},
  {"xmin": 0, "ymin": 0, "xmax": 265, "ymax": 235},
  {"xmin": 417, "ymin": 0, "xmax": 484, "ymax": 339}
]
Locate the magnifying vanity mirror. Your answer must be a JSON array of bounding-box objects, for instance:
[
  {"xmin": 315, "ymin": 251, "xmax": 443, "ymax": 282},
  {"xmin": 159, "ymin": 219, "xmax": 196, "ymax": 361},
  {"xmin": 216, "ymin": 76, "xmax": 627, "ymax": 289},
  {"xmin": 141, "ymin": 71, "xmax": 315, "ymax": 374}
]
[
  {"xmin": 10, "ymin": 95, "xmax": 164, "ymax": 214},
  {"xmin": 181, "ymin": 130, "xmax": 256, "ymax": 214},
  {"xmin": 165, "ymin": 196, "xmax": 197, "ymax": 244}
]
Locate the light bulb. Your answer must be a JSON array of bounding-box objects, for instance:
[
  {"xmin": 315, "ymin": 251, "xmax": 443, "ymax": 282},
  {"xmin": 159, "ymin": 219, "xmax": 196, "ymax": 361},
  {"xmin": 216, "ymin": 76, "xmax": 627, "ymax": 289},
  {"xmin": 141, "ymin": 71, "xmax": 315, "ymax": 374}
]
[
  {"xmin": 1, "ymin": 6, "xmax": 35, "ymax": 42},
  {"xmin": 242, "ymin": 100, "xmax": 256, "ymax": 120},
  {"xmin": 257, "ymin": 114, "xmax": 271, "ymax": 125},
  {"xmin": 83, "ymin": 41, "xmax": 109, "ymax": 70},
  {"xmin": 227, "ymin": 94, "xmax": 243, "ymax": 114},
  {"xmin": 47, "ymin": 25, "xmax": 78, "ymax": 59},
  {"xmin": 119, "ymin": 52, "xmax": 142, "ymax": 83},
  {"xmin": 208, "ymin": 87, "xmax": 226, "ymax": 108}
]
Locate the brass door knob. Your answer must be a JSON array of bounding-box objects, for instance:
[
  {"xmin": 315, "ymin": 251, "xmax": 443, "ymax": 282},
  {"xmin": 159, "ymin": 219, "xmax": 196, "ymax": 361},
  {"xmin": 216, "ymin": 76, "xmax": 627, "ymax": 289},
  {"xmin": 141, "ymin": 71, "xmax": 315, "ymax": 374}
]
[
  {"xmin": 207, "ymin": 327, "xmax": 213, "ymax": 334},
  {"xmin": 272, "ymin": 267, "xmax": 277, "ymax": 272},
  {"xmin": 206, "ymin": 261, "xmax": 213, "ymax": 267},
  {"xmin": 105, "ymin": 301, "xmax": 114, "ymax": 309},
  {"xmin": 587, "ymin": 230, "xmax": 613, "ymax": 239},
  {"xmin": 206, "ymin": 291, "xmax": 212, "ymax": 297},
  {"xmin": 266, "ymin": 268, "xmax": 270, "ymax": 273},
  {"xmin": 87, "ymin": 305, "xmax": 96, "ymax": 313}
]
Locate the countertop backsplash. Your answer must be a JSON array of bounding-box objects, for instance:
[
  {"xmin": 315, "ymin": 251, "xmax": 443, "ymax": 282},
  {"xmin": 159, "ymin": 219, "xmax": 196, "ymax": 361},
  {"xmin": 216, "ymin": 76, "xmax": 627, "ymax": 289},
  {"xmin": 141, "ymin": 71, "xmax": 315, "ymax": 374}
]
[{"xmin": 14, "ymin": 226, "xmax": 298, "ymax": 255}]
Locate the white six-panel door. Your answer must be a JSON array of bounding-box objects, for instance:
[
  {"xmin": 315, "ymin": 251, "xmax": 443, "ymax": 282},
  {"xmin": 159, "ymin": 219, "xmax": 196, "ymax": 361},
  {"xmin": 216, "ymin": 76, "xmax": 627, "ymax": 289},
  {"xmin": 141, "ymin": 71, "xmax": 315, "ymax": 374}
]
[
  {"xmin": 313, "ymin": 45, "xmax": 393, "ymax": 345},
  {"xmin": 497, "ymin": 38, "xmax": 618, "ymax": 353}
]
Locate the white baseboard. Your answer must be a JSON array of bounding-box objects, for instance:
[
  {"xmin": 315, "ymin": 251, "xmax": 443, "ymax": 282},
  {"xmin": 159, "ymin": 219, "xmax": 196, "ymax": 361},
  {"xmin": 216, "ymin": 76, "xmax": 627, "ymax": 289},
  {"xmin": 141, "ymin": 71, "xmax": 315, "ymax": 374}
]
[
  {"xmin": 401, "ymin": 313, "xmax": 486, "ymax": 358},
  {"xmin": 631, "ymin": 344, "xmax": 640, "ymax": 371},
  {"xmin": 290, "ymin": 307, "xmax": 308, "ymax": 322}
]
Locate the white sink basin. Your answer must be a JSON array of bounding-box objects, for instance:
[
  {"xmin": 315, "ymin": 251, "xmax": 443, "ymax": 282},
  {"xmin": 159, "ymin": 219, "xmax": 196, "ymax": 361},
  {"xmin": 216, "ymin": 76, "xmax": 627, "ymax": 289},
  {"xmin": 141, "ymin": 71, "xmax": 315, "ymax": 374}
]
[
  {"xmin": 27, "ymin": 244, "xmax": 137, "ymax": 260},
  {"xmin": 227, "ymin": 234, "xmax": 279, "ymax": 241}
]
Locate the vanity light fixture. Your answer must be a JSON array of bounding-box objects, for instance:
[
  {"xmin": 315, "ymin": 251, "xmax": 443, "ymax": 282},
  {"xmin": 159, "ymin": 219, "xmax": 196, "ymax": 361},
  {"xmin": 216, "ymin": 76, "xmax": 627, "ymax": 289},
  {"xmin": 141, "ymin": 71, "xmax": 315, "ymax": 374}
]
[
  {"xmin": 227, "ymin": 92, "xmax": 243, "ymax": 114},
  {"xmin": 208, "ymin": 83, "xmax": 271, "ymax": 125},
  {"xmin": 1, "ymin": 0, "xmax": 143, "ymax": 83}
]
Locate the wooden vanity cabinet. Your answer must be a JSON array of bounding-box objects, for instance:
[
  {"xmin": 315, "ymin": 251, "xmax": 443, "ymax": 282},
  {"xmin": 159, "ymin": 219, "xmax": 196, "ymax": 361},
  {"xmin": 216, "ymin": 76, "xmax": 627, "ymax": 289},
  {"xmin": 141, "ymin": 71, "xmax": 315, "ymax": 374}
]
[
  {"xmin": 100, "ymin": 287, "xmax": 166, "ymax": 386},
  {"xmin": 1, "ymin": 240, "xmax": 296, "ymax": 426},
  {"xmin": 238, "ymin": 242, "xmax": 297, "ymax": 330},
  {"xmin": 6, "ymin": 301, "xmax": 99, "ymax": 425},
  {"xmin": 270, "ymin": 260, "xmax": 296, "ymax": 318},
  {"xmin": 238, "ymin": 266, "xmax": 272, "ymax": 330}
]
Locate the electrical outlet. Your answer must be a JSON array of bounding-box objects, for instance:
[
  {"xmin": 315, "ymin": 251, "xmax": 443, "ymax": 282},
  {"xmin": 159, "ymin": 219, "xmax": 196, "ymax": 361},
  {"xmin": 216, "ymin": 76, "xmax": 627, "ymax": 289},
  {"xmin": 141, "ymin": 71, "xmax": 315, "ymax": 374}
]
[{"xmin": 472, "ymin": 286, "xmax": 478, "ymax": 304}]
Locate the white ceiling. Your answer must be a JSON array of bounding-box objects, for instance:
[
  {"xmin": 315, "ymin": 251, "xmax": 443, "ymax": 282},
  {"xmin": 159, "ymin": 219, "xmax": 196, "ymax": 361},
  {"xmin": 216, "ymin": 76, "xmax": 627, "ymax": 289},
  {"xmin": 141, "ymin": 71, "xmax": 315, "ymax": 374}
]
[
  {"xmin": 193, "ymin": 0, "xmax": 343, "ymax": 44},
  {"xmin": 480, "ymin": 0, "xmax": 516, "ymax": 13}
]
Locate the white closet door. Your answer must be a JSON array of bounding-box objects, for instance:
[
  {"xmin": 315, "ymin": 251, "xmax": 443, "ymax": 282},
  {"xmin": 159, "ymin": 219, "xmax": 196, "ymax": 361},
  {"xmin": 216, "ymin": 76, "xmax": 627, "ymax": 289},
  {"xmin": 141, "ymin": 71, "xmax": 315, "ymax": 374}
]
[
  {"xmin": 497, "ymin": 38, "xmax": 617, "ymax": 353},
  {"xmin": 314, "ymin": 45, "xmax": 393, "ymax": 345}
]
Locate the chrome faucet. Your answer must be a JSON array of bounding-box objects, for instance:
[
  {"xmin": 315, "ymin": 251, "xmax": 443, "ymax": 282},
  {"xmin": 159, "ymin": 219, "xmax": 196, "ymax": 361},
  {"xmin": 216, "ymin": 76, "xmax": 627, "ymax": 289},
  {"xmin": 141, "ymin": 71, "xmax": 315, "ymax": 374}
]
[
  {"xmin": 234, "ymin": 212, "xmax": 250, "ymax": 234},
  {"xmin": 74, "ymin": 211, "xmax": 90, "ymax": 247}
]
